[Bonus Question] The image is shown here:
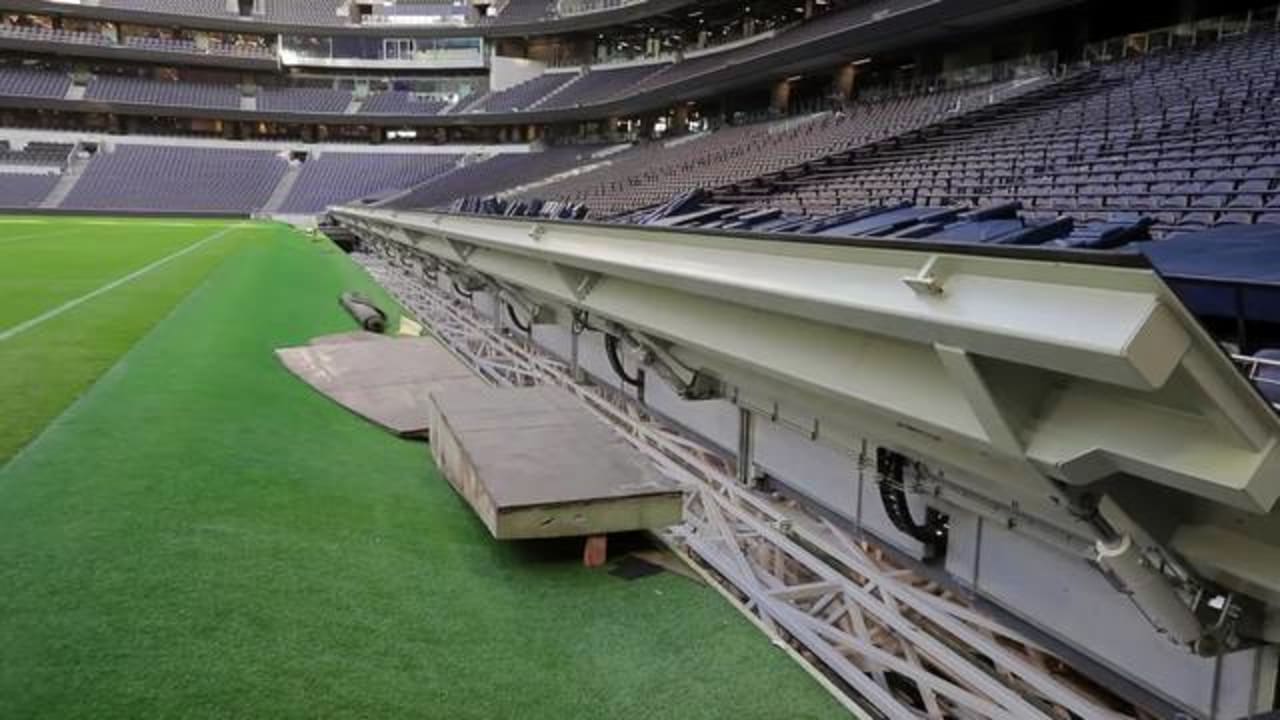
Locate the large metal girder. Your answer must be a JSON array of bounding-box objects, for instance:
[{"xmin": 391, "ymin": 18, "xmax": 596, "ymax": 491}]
[
  {"xmin": 334, "ymin": 207, "xmax": 1280, "ymax": 521},
  {"xmin": 353, "ymin": 250, "xmax": 1140, "ymax": 719}
]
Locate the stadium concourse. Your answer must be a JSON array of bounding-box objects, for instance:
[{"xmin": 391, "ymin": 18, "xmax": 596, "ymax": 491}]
[{"xmin": 3, "ymin": 0, "xmax": 1280, "ymax": 718}]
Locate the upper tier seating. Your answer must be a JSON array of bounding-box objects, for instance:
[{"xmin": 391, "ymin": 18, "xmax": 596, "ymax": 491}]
[
  {"xmin": 264, "ymin": 0, "xmax": 347, "ymax": 25},
  {"xmin": 468, "ymin": 73, "xmax": 577, "ymax": 113},
  {"xmin": 98, "ymin": 0, "xmax": 348, "ymax": 24},
  {"xmin": 0, "ymin": 24, "xmax": 112, "ymax": 47},
  {"xmin": 278, "ymin": 153, "xmax": 462, "ymax": 213},
  {"xmin": 86, "ymin": 74, "xmax": 241, "ymax": 110},
  {"xmin": 62, "ymin": 145, "xmax": 286, "ymax": 212},
  {"xmin": 0, "ymin": 65, "xmax": 71, "ymax": 99},
  {"xmin": 361, "ymin": 92, "xmax": 448, "ymax": 115},
  {"xmin": 723, "ymin": 30, "xmax": 1280, "ymax": 235},
  {"xmin": 490, "ymin": 0, "xmax": 556, "ymax": 23},
  {"xmin": 259, "ymin": 87, "xmax": 353, "ymax": 113},
  {"xmin": 99, "ymin": 0, "xmax": 228, "ymax": 18},
  {"xmin": 123, "ymin": 35, "xmax": 276, "ymax": 59},
  {"xmin": 539, "ymin": 64, "xmax": 669, "ymax": 110}
]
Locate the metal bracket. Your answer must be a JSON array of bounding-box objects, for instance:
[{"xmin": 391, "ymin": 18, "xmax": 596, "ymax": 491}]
[
  {"xmin": 553, "ymin": 263, "xmax": 602, "ymax": 302},
  {"xmin": 492, "ymin": 280, "xmax": 544, "ymax": 328},
  {"xmin": 627, "ymin": 330, "xmax": 721, "ymax": 401},
  {"xmin": 448, "ymin": 238, "xmax": 477, "ymax": 263},
  {"xmin": 902, "ymin": 254, "xmax": 946, "ymax": 296}
]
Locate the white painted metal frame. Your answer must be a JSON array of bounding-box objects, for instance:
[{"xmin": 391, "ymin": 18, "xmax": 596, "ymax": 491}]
[
  {"xmin": 1236, "ymin": 353, "xmax": 1280, "ymax": 411},
  {"xmin": 355, "ymin": 245, "xmax": 1140, "ymax": 720},
  {"xmin": 334, "ymin": 207, "xmax": 1280, "ymax": 518},
  {"xmin": 333, "ymin": 208, "xmax": 1280, "ymax": 640}
]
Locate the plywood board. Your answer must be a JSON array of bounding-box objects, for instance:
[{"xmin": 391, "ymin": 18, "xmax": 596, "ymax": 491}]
[
  {"xmin": 277, "ymin": 335, "xmax": 485, "ymax": 437},
  {"xmin": 307, "ymin": 330, "xmax": 386, "ymax": 346},
  {"xmin": 429, "ymin": 386, "xmax": 683, "ymax": 539}
]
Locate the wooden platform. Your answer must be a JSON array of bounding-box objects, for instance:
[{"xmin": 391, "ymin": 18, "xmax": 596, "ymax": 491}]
[
  {"xmin": 276, "ymin": 333, "xmax": 486, "ymax": 438},
  {"xmin": 428, "ymin": 386, "xmax": 683, "ymax": 540}
]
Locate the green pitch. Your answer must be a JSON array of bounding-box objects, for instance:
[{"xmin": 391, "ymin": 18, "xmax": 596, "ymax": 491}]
[{"xmin": 0, "ymin": 216, "xmax": 842, "ymax": 719}]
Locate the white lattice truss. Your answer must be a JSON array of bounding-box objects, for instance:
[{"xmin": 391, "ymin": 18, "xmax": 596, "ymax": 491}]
[{"xmin": 357, "ymin": 248, "xmax": 1139, "ymax": 720}]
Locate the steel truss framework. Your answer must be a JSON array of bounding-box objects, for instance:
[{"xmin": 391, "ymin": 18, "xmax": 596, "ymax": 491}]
[{"xmin": 356, "ymin": 243, "xmax": 1144, "ymax": 720}]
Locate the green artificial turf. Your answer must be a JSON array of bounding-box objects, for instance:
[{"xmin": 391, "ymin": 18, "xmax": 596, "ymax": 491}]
[
  {"xmin": 0, "ymin": 220, "xmax": 842, "ymax": 719},
  {"xmin": 0, "ymin": 217, "xmax": 261, "ymax": 462}
]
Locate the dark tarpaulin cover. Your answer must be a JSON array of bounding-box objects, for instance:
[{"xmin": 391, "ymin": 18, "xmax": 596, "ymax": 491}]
[{"xmin": 1143, "ymin": 224, "xmax": 1280, "ymax": 322}]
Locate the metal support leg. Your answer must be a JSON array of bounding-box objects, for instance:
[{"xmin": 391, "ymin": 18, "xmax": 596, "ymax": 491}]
[{"xmin": 737, "ymin": 407, "xmax": 755, "ymax": 488}]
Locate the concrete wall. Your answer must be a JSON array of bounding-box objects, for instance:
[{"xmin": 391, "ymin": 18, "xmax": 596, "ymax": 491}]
[{"xmin": 490, "ymin": 55, "xmax": 546, "ymax": 92}]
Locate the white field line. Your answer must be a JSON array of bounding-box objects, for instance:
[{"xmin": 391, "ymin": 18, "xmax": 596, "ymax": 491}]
[
  {"xmin": 0, "ymin": 228, "xmax": 76, "ymax": 245},
  {"xmin": 0, "ymin": 224, "xmax": 243, "ymax": 343}
]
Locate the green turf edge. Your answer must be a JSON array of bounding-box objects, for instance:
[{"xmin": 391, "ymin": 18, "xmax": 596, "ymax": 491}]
[
  {"xmin": 0, "ymin": 224, "xmax": 846, "ymax": 719},
  {"xmin": 0, "ymin": 220, "xmax": 268, "ymax": 464}
]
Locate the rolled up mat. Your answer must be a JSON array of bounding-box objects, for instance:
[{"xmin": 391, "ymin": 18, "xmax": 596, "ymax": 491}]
[{"xmin": 339, "ymin": 291, "xmax": 387, "ymax": 333}]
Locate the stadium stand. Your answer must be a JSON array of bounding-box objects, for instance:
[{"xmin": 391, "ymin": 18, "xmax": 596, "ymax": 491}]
[
  {"xmin": 715, "ymin": 30, "xmax": 1280, "ymax": 235},
  {"xmin": 278, "ymin": 153, "xmax": 463, "ymax": 214},
  {"xmin": 85, "ymin": 74, "xmax": 241, "ymax": 109},
  {"xmin": 497, "ymin": 79, "xmax": 1048, "ymax": 217},
  {"xmin": 258, "ymin": 86, "xmax": 353, "ymax": 113},
  {"xmin": 61, "ymin": 145, "xmax": 286, "ymax": 212},
  {"xmin": 380, "ymin": 147, "xmax": 606, "ymax": 210},
  {"xmin": 98, "ymin": 0, "xmax": 228, "ymax": 19},
  {"xmin": 264, "ymin": 0, "xmax": 347, "ymax": 25},
  {"xmin": 466, "ymin": 73, "xmax": 577, "ymax": 113},
  {"xmin": 0, "ymin": 141, "xmax": 74, "ymax": 167},
  {"xmin": 122, "ymin": 35, "xmax": 276, "ymax": 59},
  {"xmin": 0, "ymin": 173, "xmax": 58, "ymax": 207},
  {"xmin": 0, "ymin": 64, "xmax": 71, "ymax": 98},
  {"xmin": 360, "ymin": 91, "xmax": 449, "ymax": 115},
  {"xmin": 538, "ymin": 63, "xmax": 669, "ymax": 109},
  {"xmin": 6, "ymin": 3, "xmax": 1280, "ymax": 719},
  {"xmin": 491, "ymin": 0, "xmax": 556, "ymax": 23},
  {"xmin": 0, "ymin": 23, "xmax": 113, "ymax": 47}
]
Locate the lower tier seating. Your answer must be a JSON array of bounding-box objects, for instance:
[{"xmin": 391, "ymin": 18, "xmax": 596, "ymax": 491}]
[
  {"xmin": 278, "ymin": 153, "xmax": 463, "ymax": 214},
  {"xmin": 61, "ymin": 145, "xmax": 287, "ymax": 212}
]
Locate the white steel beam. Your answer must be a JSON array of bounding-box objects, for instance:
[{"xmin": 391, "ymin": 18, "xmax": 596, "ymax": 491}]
[{"xmin": 335, "ymin": 207, "xmax": 1280, "ymax": 520}]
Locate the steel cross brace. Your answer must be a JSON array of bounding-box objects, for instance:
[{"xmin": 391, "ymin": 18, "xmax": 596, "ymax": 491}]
[{"xmin": 354, "ymin": 245, "xmax": 1135, "ymax": 720}]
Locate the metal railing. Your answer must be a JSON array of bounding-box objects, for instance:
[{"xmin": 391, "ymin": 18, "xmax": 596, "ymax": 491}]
[
  {"xmin": 1235, "ymin": 353, "xmax": 1280, "ymax": 410},
  {"xmin": 855, "ymin": 50, "xmax": 1061, "ymax": 105},
  {"xmin": 555, "ymin": 0, "xmax": 647, "ymax": 17},
  {"xmin": 1082, "ymin": 4, "xmax": 1280, "ymax": 64}
]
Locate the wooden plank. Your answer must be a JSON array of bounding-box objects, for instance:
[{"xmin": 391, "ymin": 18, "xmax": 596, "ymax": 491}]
[
  {"xmin": 276, "ymin": 335, "xmax": 486, "ymax": 437},
  {"xmin": 428, "ymin": 386, "xmax": 683, "ymax": 540}
]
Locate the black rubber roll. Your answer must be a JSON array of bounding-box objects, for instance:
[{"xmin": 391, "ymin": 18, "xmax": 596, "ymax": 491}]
[{"xmin": 339, "ymin": 291, "xmax": 388, "ymax": 333}]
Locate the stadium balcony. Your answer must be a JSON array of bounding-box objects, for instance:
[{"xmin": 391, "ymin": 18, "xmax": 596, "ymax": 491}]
[
  {"xmin": 0, "ymin": 0, "xmax": 699, "ymax": 36},
  {"xmin": 0, "ymin": 21, "xmax": 278, "ymax": 70}
]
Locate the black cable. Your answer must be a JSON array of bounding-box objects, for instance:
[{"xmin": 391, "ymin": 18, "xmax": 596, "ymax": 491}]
[
  {"xmin": 604, "ymin": 334, "xmax": 643, "ymax": 387},
  {"xmin": 571, "ymin": 309, "xmax": 589, "ymax": 336},
  {"xmin": 506, "ymin": 303, "xmax": 531, "ymax": 333},
  {"xmin": 877, "ymin": 448, "xmax": 949, "ymax": 561},
  {"xmin": 452, "ymin": 280, "xmax": 473, "ymax": 299}
]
